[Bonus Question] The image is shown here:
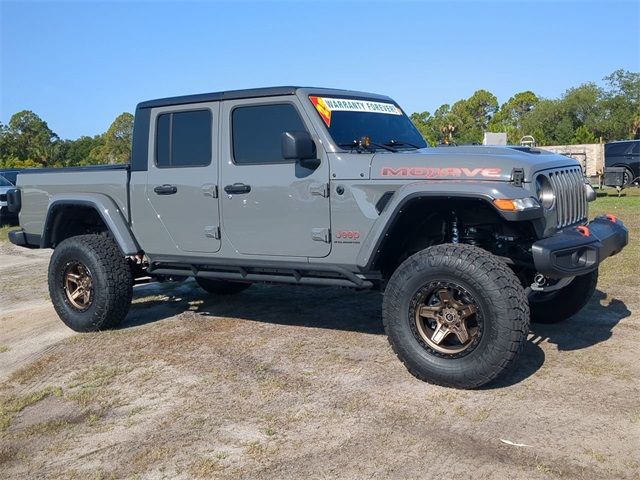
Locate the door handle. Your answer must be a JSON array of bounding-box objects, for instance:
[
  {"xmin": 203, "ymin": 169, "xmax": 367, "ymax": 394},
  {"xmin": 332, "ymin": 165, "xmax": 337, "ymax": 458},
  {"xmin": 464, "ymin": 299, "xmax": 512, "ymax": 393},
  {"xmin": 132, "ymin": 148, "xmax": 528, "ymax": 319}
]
[
  {"xmin": 154, "ymin": 184, "xmax": 178, "ymax": 195},
  {"xmin": 224, "ymin": 183, "xmax": 251, "ymax": 194}
]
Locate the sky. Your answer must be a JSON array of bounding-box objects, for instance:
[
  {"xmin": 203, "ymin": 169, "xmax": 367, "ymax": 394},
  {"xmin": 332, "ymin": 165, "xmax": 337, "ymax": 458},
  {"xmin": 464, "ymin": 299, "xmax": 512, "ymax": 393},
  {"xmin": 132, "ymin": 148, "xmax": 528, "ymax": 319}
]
[{"xmin": 1, "ymin": 0, "xmax": 639, "ymax": 139}]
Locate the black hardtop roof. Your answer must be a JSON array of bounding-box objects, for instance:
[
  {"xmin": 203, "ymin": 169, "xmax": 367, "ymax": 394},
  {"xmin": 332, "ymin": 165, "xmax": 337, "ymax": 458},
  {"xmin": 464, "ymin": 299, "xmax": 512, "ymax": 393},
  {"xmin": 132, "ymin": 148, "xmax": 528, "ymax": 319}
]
[
  {"xmin": 136, "ymin": 86, "xmax": 393, "ymax": 109},
  {"xmin": 605, "ymin": 139, "xmax": 639, "ymax": 145}
]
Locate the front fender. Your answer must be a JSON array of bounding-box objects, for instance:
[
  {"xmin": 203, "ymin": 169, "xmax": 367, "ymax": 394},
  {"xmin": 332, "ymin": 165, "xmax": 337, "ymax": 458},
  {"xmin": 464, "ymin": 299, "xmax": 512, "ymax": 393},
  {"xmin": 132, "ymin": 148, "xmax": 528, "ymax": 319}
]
[
  {"xmin": 355, "ymin": 180, "xmax": 542, "ymax": 270},
  {"xmin": 42, "ymin": 193, "xmax": 140, "ymax": 255}
]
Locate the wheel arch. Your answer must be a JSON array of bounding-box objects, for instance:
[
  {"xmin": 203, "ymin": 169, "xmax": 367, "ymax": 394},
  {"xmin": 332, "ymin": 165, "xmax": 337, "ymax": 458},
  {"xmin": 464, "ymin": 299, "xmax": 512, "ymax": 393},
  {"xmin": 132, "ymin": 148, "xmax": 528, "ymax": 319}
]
[
  {"xmin": 42, "ymin": 194, "xmax": 140, "ymax": 255},
  {"xmin": 356, "ymin": 184, "xmax": 542, "ymax": 275}
]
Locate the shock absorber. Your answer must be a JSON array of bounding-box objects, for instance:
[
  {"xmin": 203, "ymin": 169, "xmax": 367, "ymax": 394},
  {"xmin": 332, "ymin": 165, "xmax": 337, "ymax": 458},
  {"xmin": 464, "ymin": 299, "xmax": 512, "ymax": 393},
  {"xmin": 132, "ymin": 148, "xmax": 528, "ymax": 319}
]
[{"xmin": 451, "ymin": 213, "xmax": 459, "ymax": 244}]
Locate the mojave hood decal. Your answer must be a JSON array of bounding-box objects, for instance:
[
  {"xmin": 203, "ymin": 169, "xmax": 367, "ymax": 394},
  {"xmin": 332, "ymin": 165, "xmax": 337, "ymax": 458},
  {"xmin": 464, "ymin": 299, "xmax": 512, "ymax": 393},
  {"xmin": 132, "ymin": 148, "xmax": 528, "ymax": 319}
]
[
  {"xmin": 369, "ymin": 148, "xmax": 582, "ymax": 182},
  {"xmin": 380, "ymin": 166, "xmax": 502, "ymax": 179}
]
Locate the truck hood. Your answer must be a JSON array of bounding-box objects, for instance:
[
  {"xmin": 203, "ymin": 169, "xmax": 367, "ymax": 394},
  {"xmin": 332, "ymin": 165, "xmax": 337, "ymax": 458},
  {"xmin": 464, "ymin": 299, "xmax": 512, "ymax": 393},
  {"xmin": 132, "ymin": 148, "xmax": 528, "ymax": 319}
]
[{"xmin": 370, "ymin": 146, "xmax": 579, "ymax": 182}]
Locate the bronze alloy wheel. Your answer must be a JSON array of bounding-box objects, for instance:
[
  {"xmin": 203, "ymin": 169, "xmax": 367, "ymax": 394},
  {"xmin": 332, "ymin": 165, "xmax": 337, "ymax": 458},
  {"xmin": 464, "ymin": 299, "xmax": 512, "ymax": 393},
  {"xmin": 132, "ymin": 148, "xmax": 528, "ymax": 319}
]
[
  {"xmin": 63, "ymin": 261, "xmax": 94, "ymax": 311},
  {"xmin": 412, "ymin": 281, "xmax": 482, "ymax": 357}
]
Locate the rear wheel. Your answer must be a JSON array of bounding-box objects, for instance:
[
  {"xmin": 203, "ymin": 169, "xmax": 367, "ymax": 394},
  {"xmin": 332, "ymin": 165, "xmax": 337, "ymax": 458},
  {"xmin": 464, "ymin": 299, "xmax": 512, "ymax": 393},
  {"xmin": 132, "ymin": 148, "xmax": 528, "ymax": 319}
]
[
  {"xmin": 623, "ymin": 168, "xmax": 636, "ymax": 186},
  {"xmin": 48, "ymin": 234, "xmax": 133, "ymax": 332},
  {"xmin": 529, "ymin": 270, "xmax": 598, "ymax": 324},
  {"xmin": 195, "ymin": 277, "xmax": 252, "ymax": 295},
  {"xmin": 383, "ymin": 244, "xmax": 529, "ymax": 389}
]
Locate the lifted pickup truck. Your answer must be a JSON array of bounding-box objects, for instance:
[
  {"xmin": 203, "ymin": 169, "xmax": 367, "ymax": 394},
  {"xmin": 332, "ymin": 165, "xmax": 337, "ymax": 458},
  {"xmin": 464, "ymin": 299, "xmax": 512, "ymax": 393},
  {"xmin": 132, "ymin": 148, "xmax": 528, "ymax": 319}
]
[{"xmin": 7, "ymin": 86, "xmax": 628, "ymax": 388}]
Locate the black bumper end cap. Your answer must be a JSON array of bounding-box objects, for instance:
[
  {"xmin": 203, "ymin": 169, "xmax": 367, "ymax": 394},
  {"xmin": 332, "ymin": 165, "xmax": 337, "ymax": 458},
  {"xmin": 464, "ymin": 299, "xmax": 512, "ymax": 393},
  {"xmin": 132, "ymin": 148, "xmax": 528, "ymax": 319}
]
[
  {"xmin": 8, "ymin": 230, "xmax": 40, "ymax": 249},
  {"xmin": 532, "ymin": 216, "xmax": 628, "ymax": 278}
]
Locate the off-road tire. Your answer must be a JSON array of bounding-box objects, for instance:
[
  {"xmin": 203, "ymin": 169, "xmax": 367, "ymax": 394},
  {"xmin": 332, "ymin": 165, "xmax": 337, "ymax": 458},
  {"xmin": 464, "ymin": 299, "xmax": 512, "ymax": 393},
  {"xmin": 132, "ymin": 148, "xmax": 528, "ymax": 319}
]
[
  {"xmin": 48, "ymin": 234, "xmax": 133, "ymax": 332},
  {"xmin": 195, "ymin": 277, "xmax": 252, "ymax": 295},
  {"xmin": 383, "ymin": 243, "xmax": 530, "ymax": 389},
  {"xmin": 529, "ymin": 270, "xmax": 598, "ymax": 324}
]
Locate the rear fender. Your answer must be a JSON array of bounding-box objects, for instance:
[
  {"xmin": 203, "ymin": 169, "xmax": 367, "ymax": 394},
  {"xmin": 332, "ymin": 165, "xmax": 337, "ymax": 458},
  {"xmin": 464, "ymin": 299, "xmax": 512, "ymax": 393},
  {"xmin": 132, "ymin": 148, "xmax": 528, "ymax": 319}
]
[{"xmin": 42, "ymin": 193, "xmax": 140, "ymax": 255}]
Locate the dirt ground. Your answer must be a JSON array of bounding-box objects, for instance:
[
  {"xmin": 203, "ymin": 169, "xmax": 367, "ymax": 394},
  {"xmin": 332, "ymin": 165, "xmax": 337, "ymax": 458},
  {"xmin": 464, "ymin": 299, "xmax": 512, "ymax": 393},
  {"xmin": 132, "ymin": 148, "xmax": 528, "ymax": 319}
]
[{"xmin": 1, "ymin": 196, "xmax": 639, "ymax": 479}]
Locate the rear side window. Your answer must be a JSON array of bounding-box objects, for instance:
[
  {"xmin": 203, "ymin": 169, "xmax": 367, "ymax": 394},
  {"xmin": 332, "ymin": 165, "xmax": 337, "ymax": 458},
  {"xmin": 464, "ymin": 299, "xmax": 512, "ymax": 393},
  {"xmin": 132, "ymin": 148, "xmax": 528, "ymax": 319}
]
[
  {"xmin": 232, "ymin": 104, "xmax": 307, "ymax": 164},
  {"xmin": 156, "ymin": 110, "xmax": 212, "ymax": 168}
]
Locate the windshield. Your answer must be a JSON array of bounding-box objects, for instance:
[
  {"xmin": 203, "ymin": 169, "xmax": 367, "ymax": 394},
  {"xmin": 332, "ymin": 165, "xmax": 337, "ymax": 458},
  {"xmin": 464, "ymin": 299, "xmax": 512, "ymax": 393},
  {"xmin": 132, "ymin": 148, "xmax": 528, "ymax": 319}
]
[
  {"xmin": 309, "ymin": 96, "xmax": 428, "ymax": 150},
  {"xmin": 0, "ymin": 175, "xmax": 12, "ymax": 187}
]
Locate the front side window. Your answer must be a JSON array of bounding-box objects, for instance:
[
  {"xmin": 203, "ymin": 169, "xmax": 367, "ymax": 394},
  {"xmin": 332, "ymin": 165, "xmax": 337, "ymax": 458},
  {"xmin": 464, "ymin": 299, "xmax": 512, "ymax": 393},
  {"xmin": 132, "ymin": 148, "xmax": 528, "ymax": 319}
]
[
  {"xmin": 232, "ymin": 104, "xmax": 307, "ymax": 165},
  {"xmin": 308, "ymin": 95, "xmax": 428, "ymax": 150},
  {"xmin": 156, "ymin": 109, "xmax": 212, "ymax": 168}
]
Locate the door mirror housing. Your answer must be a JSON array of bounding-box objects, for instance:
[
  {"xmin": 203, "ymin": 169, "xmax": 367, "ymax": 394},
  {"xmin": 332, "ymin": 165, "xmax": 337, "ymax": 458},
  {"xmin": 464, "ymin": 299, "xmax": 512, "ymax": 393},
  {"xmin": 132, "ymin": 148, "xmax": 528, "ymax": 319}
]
[{"xmin": 282, "ymin": 131, "xmax": 320, "ymax": 169}]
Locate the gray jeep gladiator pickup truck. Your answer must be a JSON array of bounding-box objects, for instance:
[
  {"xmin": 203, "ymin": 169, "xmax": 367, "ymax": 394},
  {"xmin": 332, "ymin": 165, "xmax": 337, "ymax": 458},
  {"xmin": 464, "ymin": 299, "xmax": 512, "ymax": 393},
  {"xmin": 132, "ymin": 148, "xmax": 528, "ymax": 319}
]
[{"xmin": 6, "ymin": 86, "xmax": 628, "ymax": 388}]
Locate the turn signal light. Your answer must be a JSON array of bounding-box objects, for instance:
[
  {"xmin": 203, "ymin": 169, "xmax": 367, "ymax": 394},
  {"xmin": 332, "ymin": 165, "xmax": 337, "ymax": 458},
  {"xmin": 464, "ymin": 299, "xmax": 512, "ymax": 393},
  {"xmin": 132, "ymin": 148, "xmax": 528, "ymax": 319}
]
[{"xmin": 493, "ymin": 197, "xmax": 540, "ymax": 212}]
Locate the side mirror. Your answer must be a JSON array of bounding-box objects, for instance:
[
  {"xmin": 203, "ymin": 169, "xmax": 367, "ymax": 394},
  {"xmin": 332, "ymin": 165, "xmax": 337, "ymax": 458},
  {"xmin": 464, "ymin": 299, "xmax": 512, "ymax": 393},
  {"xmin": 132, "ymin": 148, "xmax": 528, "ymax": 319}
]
[{"xmin": 282, "ymin": 131, "xmax": 320, "ymax": 169}]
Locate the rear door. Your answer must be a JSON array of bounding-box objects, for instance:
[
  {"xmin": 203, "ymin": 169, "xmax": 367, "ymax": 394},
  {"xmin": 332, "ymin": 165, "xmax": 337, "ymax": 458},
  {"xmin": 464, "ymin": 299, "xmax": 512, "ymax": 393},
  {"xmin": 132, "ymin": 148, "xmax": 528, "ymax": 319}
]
[
  {"xmin": 145, "ymin": 103, "xmax": 221, "ymax": 253},
  {"xmin": 219, "ymin": 97, "xmax": 331, "ymax": 257}
]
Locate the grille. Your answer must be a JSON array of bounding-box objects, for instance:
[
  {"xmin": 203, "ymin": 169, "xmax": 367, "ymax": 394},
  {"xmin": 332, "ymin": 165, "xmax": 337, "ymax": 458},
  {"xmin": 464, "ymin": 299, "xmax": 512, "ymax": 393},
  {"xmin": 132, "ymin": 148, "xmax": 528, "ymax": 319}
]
[
  {"xmin": 547, "ymin": 167, "xmax": 588, "ymax": 228},
  {"xmin": 0, "ymin": 194, "xmax": 6, "ymax": 202}
]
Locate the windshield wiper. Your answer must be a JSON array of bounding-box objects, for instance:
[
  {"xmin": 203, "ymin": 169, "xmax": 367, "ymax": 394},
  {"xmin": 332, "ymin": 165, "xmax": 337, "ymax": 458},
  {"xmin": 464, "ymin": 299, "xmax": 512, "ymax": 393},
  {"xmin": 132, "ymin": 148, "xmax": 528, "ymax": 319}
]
[
  {"xmin": 384, "ymin": 140, "xmax": 421, "ymax": 149},
  {"xmin": 338, "ymin": 139, "xmax": 397, "ymax": 153}
]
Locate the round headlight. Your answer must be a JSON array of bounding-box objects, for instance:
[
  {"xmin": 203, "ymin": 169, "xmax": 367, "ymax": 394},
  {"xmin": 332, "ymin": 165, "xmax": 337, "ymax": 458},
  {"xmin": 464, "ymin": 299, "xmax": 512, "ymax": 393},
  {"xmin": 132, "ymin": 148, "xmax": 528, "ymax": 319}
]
[{"xmin": 536, "ymin": 175, "xmax": 555, "ymax": 209}]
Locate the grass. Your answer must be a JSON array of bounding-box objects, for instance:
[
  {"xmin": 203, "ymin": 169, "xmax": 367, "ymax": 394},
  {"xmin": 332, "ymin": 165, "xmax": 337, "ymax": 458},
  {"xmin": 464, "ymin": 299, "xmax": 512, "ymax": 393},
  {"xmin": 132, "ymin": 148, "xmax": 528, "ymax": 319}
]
[
  {"xmin": 65, "ymin": 365, "xmax": 129, "ymax": 408},
  {"xmin": 0, "ymin": 386, "xmax": 63, "ymax": 431},
  {"xmin": 9, "ymin": 353, "xmax": 58, "ymax": 384},
  {"xmin": 188, "ymin": 457, "xmax": 223, "ymax": 478},
  {"xmin": 0, "ymin": 225, "xmax": 11, "ymax": 242},
  {"xmin": 590, "ymin": 187, "xmax": 640, "ymax": 287}
]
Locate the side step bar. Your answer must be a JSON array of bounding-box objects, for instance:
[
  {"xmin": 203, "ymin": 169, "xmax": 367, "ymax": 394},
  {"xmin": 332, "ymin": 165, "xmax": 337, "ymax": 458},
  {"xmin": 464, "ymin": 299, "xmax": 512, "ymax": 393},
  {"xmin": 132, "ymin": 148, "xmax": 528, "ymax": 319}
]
[{"xmin": 147, "ymin": 261, "xmax": 373, "ymax": 290}]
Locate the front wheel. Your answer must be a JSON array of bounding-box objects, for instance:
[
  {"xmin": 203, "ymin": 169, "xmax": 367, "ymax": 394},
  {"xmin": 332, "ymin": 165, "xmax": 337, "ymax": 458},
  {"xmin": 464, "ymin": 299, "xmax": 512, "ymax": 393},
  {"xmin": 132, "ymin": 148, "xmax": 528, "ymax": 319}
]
[
  {"xmin": 48, "ymin": 234, "xmax": 133, "ymax": 332},
  {"xmin": 383, "ymin": 244, "xmax": 530, "ymax": 389}
]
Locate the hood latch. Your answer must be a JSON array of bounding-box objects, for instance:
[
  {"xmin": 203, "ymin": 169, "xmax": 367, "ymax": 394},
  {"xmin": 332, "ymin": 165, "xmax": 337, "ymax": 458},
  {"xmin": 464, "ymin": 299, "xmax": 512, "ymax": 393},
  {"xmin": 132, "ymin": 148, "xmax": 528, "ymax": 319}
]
[{"xmin": 510, "ymin": 168, "xmax": 525, "ymax": 186}]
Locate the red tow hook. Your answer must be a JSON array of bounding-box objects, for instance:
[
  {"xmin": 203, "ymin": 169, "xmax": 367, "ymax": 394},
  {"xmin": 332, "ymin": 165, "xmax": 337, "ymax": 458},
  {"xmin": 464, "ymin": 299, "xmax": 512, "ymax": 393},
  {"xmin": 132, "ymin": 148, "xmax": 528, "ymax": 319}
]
[
  {"xmin": 576, "ymin": 225, "xmax": 591, "ymax": 237},
  {"xmin": 605, "ymin": 213, "xmax": 618, "ymax": 223}
]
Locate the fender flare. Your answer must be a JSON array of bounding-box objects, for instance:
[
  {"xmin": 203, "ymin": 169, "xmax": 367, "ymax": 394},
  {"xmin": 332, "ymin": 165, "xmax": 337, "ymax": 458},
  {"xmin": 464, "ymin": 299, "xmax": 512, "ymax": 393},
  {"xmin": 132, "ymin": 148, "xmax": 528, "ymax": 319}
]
[
  {"xmin": 355, "ymin": 181, "xmax": 544, "ymax": 270},
  {"xmin": 42, "ymin": 193, "xmax": 140, "ymax": 255}
]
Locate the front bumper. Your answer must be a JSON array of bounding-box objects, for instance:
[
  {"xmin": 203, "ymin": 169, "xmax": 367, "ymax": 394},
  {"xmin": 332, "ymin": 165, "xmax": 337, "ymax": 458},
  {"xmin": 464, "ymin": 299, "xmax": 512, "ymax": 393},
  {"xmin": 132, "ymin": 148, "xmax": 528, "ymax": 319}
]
[{"xmin": 531, "ymin": 215, "xmax": 628, "ymax": 278}]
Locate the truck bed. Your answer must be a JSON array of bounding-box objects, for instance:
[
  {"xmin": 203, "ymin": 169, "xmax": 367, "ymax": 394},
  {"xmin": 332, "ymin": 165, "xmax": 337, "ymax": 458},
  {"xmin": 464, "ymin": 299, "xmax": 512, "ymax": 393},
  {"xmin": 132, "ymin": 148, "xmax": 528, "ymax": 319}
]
[{"xmin": 17, "ymin": 164, "xmax": 130, "ymax": 239}]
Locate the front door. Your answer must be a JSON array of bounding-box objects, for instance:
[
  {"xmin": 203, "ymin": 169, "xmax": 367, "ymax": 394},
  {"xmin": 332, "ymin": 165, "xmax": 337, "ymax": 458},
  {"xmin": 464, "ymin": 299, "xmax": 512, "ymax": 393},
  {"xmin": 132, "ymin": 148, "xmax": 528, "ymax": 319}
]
[
  {"xmin": 145, "ymin": 103, "xmax": 221, "ymax": 254},
  {"xmin": 220, "ymin": 98, "xmax": 331, "ymax": 257}
]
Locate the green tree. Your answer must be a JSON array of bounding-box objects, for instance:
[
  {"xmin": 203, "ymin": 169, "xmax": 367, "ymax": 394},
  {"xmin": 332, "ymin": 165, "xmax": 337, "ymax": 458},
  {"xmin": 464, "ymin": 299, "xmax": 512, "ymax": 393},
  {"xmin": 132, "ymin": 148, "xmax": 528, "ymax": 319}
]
[
  {"xmin": 103, "ymin": 112, "xmax": 133, "ymax": 164},
  {"xmin": 599, "ymin": 69, "xmax": 640, "ymax": 140},
  {"xmin": 572, "ymin": 125, "xmax": 598, "ymax": 144},
  {"xmin": 447, "ymin": 90, "xmax": 498, "ymax": 144},
  {"xmin": 63, "ymin": 135, "xmax": 106, "ymax": 166},
  {"xmin": 489, "ymin": 91, "xmax": 538, "ymax": 143},
  {"xmin": 411, "ymin": 104, "xmax": 463, "ymax": 145},
  {"xmin": 0, "ymin": 110, "xmax": 60, "ymax": 167}
]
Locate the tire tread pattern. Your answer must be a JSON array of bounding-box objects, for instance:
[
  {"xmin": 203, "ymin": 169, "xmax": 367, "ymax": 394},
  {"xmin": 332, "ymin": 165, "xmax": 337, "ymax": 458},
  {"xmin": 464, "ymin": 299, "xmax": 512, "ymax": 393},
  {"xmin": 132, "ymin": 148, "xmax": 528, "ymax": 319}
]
[
  {"xmin": 49, "ymin": 234, "xmax": 133, "ymax": 332},
  {"xmin": 382, "ymin": 243, "xmax": 530, "ymax": 389}
]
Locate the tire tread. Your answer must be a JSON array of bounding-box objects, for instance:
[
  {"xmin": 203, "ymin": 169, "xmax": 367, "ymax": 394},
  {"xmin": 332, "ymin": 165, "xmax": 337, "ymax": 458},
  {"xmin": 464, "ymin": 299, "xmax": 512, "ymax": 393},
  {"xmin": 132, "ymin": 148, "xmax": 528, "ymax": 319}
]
[{"xmin": 382, "ymin": 243, "xmax": 529, "ymax": 389}]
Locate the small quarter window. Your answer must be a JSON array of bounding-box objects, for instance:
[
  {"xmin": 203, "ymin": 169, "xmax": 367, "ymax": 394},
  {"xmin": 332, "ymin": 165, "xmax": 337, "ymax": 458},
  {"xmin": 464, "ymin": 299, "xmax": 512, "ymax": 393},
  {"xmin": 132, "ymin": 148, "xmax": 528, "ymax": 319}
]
[
  {"xmin": 155, "ymin": 109, "xmax": 212, "ymax": 168},
  {"xmin": 232, "ymin": 104, "xmax": 307, "ymax": 165}
]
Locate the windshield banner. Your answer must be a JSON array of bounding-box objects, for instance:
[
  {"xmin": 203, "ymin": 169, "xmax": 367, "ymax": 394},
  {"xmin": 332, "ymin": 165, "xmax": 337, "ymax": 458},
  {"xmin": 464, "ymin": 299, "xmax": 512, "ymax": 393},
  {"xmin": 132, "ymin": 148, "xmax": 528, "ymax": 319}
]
[{"xmin": 309, "ymin": 96, "xmax": 402, "ymax": 127}]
